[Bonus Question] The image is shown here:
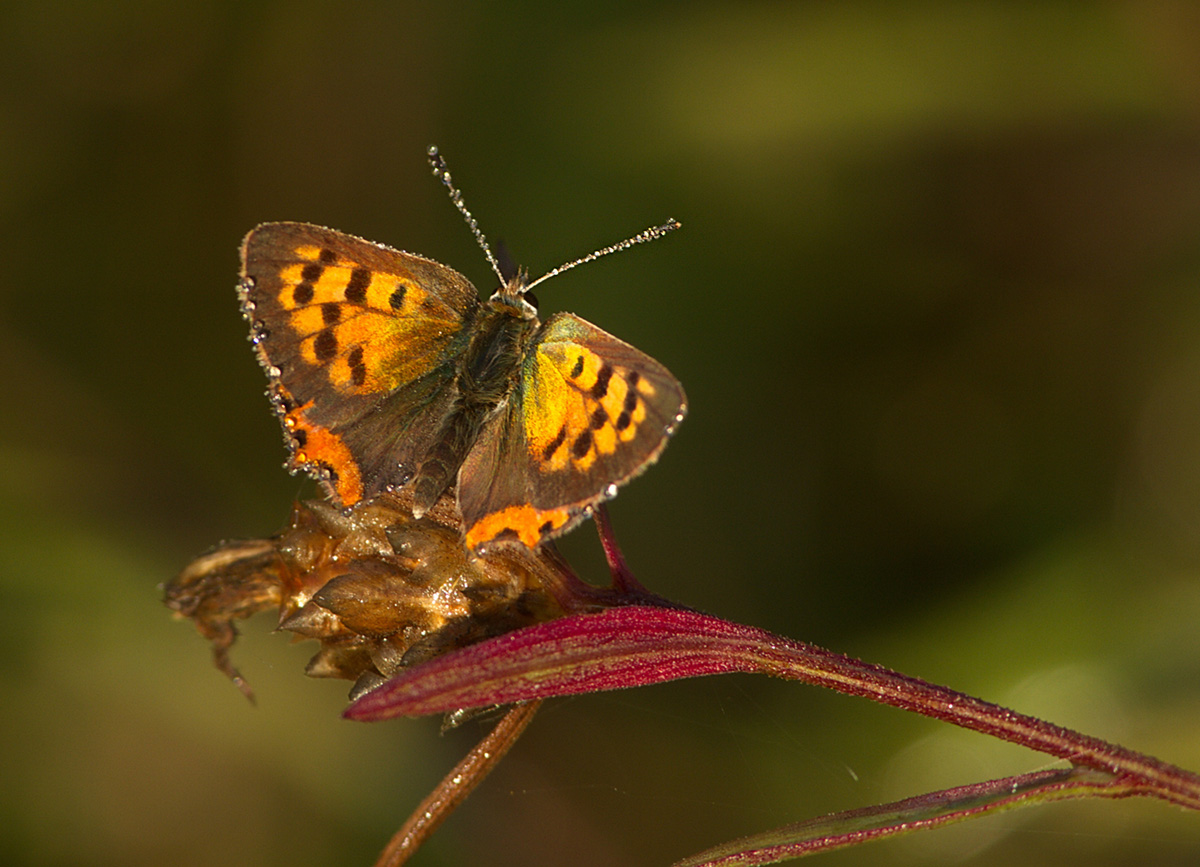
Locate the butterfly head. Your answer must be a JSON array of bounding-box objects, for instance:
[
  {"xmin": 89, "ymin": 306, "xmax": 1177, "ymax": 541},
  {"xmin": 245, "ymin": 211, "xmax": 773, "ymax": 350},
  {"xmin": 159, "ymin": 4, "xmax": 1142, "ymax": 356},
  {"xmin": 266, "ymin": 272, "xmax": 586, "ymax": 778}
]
[{"xmin": 489, "ymin": 271, "xmax": 540, "ymax": 319}]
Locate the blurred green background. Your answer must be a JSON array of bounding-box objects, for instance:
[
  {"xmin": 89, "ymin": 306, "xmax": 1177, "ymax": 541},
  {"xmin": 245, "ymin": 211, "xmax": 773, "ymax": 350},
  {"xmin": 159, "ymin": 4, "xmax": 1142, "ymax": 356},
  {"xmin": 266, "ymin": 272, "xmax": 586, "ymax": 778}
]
[{"xmin": 3, "ymin": 2, "xmax": 1200, "ymax": 865}]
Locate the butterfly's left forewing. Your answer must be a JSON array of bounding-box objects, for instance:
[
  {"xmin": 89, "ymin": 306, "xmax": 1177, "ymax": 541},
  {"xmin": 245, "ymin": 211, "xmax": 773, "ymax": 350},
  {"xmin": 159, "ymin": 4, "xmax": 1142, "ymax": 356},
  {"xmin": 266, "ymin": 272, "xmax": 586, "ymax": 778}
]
[
  {"xmin": 459, "ymin": 312, "xmax": 686, "ymax": 550},
  {"xmin": 240, "ymin": 222, "xmax": 481, "ymax": 505}
]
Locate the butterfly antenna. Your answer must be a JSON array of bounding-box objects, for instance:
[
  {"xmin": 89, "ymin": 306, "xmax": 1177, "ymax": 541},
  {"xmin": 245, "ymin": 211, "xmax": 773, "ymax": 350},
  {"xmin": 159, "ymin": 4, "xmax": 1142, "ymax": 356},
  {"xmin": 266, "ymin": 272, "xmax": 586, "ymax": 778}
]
[
  {"xmin": 427, "ymin": 145, "xmax": 505, "ymax": 284},
  {"xmin": 524, "ymin": 218, "xmax": 681, "ymax": 293}
]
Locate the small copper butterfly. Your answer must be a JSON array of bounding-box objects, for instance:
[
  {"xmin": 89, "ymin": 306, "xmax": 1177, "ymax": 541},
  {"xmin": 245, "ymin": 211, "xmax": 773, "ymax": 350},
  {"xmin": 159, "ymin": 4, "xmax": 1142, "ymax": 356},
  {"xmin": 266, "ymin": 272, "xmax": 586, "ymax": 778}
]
[{"xmin": 238, "ymin": 147, "xmax": 686, "ymax": 551}]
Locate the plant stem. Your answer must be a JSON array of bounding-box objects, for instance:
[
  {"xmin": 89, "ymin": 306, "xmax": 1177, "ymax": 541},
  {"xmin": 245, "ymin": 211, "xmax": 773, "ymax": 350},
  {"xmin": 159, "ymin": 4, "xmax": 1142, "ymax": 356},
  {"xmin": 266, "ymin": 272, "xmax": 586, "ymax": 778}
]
[{"xmin": 372, "ymin": 701, "xmax": 542, "ymax": 867}]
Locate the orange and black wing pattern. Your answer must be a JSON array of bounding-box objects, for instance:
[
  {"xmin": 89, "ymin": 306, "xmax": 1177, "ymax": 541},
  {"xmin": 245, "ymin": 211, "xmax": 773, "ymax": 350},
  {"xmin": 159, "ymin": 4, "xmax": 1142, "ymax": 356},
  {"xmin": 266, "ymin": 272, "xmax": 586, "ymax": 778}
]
[
  {"xmin": 239, "ymin": 222, "xmax": 480, "ymax": 505},
  {"xmin": 459, "ymin": 312, "xmax": 686, "ymax": 549}
]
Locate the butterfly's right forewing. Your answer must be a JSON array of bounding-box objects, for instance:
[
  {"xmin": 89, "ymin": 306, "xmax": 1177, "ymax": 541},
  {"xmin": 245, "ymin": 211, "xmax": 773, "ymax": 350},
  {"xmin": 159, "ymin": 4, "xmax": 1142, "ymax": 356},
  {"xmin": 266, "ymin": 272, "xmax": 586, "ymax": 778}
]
[{"xmin": 240, "ymin": 222, "xmax": 481, "ymax": 505}]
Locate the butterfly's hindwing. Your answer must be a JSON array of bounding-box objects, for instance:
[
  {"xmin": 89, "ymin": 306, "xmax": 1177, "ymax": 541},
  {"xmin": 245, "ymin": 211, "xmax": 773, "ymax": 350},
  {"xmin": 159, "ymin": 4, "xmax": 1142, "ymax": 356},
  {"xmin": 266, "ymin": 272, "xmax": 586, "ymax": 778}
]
[{"xmin": 459, "ymin": 312, "xmax": 686, "ymax": 549}]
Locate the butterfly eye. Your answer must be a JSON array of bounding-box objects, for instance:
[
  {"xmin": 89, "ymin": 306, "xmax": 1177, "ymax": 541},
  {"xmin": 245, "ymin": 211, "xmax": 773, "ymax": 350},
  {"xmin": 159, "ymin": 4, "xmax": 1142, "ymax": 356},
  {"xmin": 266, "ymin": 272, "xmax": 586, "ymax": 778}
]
[{"xmin": 523, "ymin": 290, "xmax": 540, "ymax": 310}]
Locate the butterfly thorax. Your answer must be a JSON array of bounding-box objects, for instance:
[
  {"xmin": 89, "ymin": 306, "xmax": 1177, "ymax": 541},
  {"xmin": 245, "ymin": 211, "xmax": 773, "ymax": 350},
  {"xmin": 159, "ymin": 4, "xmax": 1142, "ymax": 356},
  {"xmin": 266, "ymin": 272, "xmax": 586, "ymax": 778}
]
[
  {"xmin": 408, "ymin": 283, "xmax": 538, "ymax": 516},
  {"xmin": 459, "ymin": 284, "xmax": 538, "ymax": 404}
]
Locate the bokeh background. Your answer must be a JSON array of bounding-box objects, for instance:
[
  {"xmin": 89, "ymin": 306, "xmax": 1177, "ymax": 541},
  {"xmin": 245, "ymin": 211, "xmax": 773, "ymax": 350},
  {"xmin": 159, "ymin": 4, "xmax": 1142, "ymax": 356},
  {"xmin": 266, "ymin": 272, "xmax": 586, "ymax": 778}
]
[{"xmin": 3, "ymin": 3, "xmax": 1200, "ymax": 865}]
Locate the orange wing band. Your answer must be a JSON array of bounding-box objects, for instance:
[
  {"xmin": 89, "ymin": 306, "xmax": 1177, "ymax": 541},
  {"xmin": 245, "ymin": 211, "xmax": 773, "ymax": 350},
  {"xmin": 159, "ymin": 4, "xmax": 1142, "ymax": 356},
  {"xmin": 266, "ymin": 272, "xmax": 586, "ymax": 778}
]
[
  {"xmin": 465, "ymin": 504, "xmax": 572, "ymax": 549},
  {"xmin": 284, "ymin": 405, "xmax": 364, "ymax": 505}
]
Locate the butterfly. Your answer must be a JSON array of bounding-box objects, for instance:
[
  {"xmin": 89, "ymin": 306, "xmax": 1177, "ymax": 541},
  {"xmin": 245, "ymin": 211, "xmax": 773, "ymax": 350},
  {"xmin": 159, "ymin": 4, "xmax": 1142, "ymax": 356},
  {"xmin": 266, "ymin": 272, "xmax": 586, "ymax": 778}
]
[{"xmin": 237, "ymin": 148, "xmax": 686, "ymax": 551}]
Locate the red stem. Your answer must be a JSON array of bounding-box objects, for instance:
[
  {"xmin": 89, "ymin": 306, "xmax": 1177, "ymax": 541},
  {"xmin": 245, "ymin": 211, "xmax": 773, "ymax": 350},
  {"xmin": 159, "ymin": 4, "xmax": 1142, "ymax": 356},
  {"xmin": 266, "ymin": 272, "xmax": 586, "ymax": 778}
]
[{"xmin": 347, "ymin": 607, "xmax": 1200, "ymax": 810}]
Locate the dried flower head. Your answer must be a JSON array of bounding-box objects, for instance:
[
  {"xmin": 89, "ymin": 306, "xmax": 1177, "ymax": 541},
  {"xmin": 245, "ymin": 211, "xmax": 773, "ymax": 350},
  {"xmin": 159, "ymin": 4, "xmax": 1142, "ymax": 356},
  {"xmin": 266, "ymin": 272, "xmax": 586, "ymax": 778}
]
[{"xmin": 164, "ymin": 490, "xmax": 571, "ymax": 700}]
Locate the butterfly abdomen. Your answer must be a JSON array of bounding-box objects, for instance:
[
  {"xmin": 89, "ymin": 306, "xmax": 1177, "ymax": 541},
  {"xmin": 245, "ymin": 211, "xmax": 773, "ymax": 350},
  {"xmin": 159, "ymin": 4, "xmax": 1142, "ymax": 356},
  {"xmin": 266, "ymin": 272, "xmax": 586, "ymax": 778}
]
[{"xmin": 409, "ymin": 303, "xmax": 538, "ymax": 516}]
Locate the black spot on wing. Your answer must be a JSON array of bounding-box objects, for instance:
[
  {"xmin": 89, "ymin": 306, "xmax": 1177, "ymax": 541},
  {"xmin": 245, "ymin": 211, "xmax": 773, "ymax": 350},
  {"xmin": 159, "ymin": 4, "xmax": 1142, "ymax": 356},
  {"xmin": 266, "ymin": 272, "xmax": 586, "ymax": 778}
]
[
  {"xmin": 623, "ymin": 386, "xmax": 638, "ymax": 413},
  {"xmin": 348, "ymin": 345, "xmax": 367, "ymax": 387},
  {"xmin": 572, "ymin": 429, "xmax": 593, "ymax": 459},
  {"xmin": 591, "ymin": 363, "xmax": 613, "ymax": 399},
  {"xmin": 616, "ymin": 373, "xmax": 640, "ymax": 431},
  {"xmin": 345, "ymin": 268, "xmax": 370, "ymax": 303},
  {"xmin": 542, "ymin": 424, "xmax": 568, "ymax": 461},
  {"xmin": 314, "ymin": 329, "xmax": 337, "ymax": 361}
]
